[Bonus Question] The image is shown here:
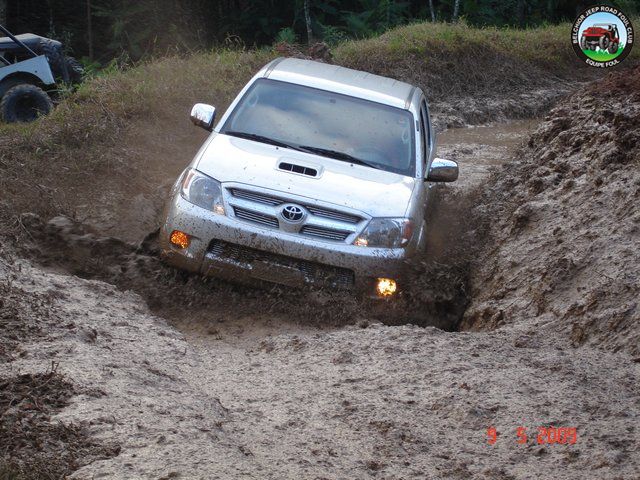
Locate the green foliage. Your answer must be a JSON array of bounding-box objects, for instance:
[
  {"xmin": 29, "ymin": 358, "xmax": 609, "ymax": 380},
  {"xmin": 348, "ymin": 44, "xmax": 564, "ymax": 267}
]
[
  {"xmin": 342, "ymin": 0, "xmax": 411, "ymax": 37},
  {"xmin": 614, "ymin": 0, "xmax": 640, "ymax": 15},
  {"xmin": 79, "ymin": 57, "xmax": 104, "ymax": 76},
  {"xmin": 319, "ymin": 24, "xmax": 349, "ymax": 45},
  {"xmin": 91, "ymin": 0, "xmax": 198, "ymax": 59},
  {"xmin": 276, "ymin": 27, "xmax": 298, "ymax": 44}
]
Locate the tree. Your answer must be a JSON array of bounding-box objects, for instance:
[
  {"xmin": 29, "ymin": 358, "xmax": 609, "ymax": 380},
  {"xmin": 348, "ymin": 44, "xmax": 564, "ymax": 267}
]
[
  {"xmin": 86, "ymin": 0, "xmax": 93, "ymax": 60},
  {"xmin": 428, "ymin": 0, "xmax": 435, "ymax": 21},
  {"xmin": 516, "ymin": 0, "xmax": 526, "ymax": 27},
  {"xmin": 304, "ymin": 0, "xmax": 313, "ymax": 43},
  {"xmin": 452, "ymin": 0, "xmax": 461, "ymax": 21}
]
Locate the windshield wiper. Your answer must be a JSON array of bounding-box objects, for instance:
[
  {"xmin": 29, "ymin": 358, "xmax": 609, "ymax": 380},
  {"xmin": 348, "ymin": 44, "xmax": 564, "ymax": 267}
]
[
  {"xmin": 224, "ymin": 130, "xmax": 303, "ymax": 151},
  {"xmin": 297, "ymin": 145, "xmax": 380, "ymax": 170},
  {"xmin": 224, "ymin": 133, "xmax": 381, "ymax": 170}
]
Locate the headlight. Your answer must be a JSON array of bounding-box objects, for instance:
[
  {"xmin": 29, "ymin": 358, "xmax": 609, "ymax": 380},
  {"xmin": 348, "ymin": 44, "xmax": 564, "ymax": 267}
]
[
  {"xmin": 354, "ymin": 218, "xmax": 414, "ymax": 248},
  {"xmin": 180, "ymin": 169, "xmax": 225, "ymax": 214}
]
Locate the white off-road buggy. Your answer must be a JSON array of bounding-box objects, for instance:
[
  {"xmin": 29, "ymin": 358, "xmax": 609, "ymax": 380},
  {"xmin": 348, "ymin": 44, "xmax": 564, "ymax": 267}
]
[{"xmin": 0, "ymin": 24, "xmax": 83, "ymax": 123}]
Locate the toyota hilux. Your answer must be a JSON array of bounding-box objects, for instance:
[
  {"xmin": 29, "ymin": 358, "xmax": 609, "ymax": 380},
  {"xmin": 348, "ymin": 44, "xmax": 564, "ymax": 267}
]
[{"xmin": 160, "ymin": 57, "xmax": 458, "ymax": 297}]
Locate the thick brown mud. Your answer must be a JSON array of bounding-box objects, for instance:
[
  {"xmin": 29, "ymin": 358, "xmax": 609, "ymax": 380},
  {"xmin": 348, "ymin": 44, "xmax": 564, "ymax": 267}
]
[
  {"xmin": 2, "ymin": 248, "xmax": 639, "ymax": 479},
  {"xmin": 0, "ymin": 371, "xmax": 119, "ymax": 478}
]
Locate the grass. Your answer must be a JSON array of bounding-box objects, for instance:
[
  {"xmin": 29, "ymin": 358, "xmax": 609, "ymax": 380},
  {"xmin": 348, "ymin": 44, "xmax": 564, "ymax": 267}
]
[
  {"xmin": 337, "ymin": 21, "xmax": 571, "ymax": 64},
  {"xmin": 333, "ymin": 21, "xmax": 579, "ymax": 98},
  {"xmin": 583, "ymin": 47, "xmax": 624, "ymax": 62}
]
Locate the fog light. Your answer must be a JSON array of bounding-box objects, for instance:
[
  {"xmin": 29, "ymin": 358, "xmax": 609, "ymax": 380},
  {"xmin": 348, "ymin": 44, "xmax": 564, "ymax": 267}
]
[
  {"xmin": 376, "ymin": 278, "xmax": 397, "ymax": 297},
  {"xmin": 170, "ymin": 230, "xmax": 190, "ymax": 249}
]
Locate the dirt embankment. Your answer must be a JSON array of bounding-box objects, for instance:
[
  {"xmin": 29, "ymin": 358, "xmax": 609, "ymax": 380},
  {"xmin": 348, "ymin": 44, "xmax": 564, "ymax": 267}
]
[{"xmin": 464, "ymin": 67, "xmax": 640, "ymax": 356}]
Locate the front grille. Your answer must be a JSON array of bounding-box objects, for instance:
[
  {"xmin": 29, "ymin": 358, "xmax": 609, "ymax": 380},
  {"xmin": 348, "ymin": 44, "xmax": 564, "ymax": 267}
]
[
  {"xmin": 229, "ymin": 188, "xmax": 362, "ymax": 223},
  {"xmin": 227, "ymin": 187, "xmax": 365, "ymax": 242},
  {"xmin": 305, "ymin": 206, "xmax": 361, "ymax": 224},
  {"xmin": 208, "ymin": 240, "xmax": 355, "ymax": 289},
  {"xmin": 229, "ymin": 189, "xmax": 282, "ymax": 206},
  {"xmin": 233, "ymin": 207, "xmax": 279, "ymax": 228},
  {"xmin": 300, "ymin": 225, "xmax": 351, "ymax": 241}
]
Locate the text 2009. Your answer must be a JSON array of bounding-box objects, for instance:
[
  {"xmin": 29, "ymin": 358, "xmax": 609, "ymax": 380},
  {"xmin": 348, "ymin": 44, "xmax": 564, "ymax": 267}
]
[{"xmin": 487, "ymin": 426, "xmax": 578, "ymax": 445}]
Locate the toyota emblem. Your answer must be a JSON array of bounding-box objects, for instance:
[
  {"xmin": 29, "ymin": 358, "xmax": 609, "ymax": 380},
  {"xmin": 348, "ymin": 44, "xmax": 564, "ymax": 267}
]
[{"xmin": 281, "ymin": 204, "xmax": 305, "ymax": 223}]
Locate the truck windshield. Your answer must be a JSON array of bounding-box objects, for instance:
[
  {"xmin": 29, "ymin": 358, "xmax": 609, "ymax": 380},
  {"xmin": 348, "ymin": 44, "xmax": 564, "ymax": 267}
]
[{"xmin": 221, "ymin": 78, "xmax": 416, "ymax": 176}]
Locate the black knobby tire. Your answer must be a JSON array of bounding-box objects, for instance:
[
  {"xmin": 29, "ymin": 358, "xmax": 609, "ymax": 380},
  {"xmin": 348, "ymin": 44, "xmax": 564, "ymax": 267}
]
[
  {"xmin": 65, "ymin": 56, "xmax": 85, "ymax": 84},
  {"xmin": 580, "ymin": 36, "xmax": 588, "ymax": 50},
  {"xmin": 608, "ymin": 42, "xmax": 619, "ymax": 54},
  {"xmin": 0, "ymin": 84, "xmax": 53, "ymax": 123},
  {"xmin": 0, "ymin": 77, "xmax": 26, "ymax": 99},
  {"xmin": 39, "ymin": 38, "xmax": 70, "ymax": 84}
]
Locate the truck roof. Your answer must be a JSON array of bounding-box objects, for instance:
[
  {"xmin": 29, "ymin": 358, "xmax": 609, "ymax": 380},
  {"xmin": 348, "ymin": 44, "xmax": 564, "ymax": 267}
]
[{"xmin": 263, "ymin": 57, "xmax": 417, "ymax": 110}]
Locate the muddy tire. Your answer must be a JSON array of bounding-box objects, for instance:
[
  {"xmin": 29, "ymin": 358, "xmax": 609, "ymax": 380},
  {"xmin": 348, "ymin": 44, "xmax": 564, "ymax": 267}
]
[
  {"xmin": 599, "ymin": 36, "xmax": 609, "ymax": 50},
  {"xmin": 608, "ymin": 42, "xmax": 619, "ymax": 54},
  {"xmin": 65, "ymin": 56, "xmax": 85, "ymax": 84},
  {"xmin": 40, "ymin": 38, "xmax": 70, "ymax": 84},
  {"xmin": 0, "ymin": 84, "xmax": 53, "ymax": 123}
]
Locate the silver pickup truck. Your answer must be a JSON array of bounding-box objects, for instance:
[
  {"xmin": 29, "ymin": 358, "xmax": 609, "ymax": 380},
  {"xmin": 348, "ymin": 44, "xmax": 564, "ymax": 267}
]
[{"xmin": 160, "ymin": 58, "xmax": 458, "ymax": 297}]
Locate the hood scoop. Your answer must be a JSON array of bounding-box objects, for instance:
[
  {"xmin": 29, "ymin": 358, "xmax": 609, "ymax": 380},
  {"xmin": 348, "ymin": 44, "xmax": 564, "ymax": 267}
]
[{"xmin": 278, "ymin": 160, "xmax": 320, "ymax": 178}]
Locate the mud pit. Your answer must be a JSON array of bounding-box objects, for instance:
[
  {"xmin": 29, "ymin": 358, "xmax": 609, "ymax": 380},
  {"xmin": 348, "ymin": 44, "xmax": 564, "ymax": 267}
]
[
  {"xmin": 437, "ymin": 120, "xmax": 538, "ymax": 188},
  {"xmin": 2, "ymin": 69, "xmax": 640, "ymax": 479}
]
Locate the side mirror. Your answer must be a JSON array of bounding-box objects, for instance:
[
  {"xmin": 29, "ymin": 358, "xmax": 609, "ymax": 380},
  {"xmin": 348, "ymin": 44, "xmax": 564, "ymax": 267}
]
[
  {"xmin": 190, "ymin": 103, "xmax": 216, "ymax": 132},
  {"xmin": 426, "ymin": 158, "xmax": 458, "ymax": 182}
]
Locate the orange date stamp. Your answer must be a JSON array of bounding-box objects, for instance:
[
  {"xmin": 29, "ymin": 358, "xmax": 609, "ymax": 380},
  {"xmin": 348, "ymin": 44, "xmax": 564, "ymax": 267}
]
[{"xmin": 487, "ymin": 426, "xmax": 578, "ymax": 445}]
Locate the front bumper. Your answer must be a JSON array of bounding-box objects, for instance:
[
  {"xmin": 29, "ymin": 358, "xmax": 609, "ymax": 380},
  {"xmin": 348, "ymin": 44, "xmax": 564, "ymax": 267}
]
[{"xmin": 159, "ymin": 194, "xmax": 416, "ymax": 292}]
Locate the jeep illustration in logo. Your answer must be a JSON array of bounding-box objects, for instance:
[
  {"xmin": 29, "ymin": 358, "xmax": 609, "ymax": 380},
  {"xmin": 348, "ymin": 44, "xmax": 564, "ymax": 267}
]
[
  {"xmin": 572, "ymin": 5, "xmax": 634, "ymax": 67},
  {"xmin": 581, "ymin": 23, "xmax": 620, "ymax": 54}
]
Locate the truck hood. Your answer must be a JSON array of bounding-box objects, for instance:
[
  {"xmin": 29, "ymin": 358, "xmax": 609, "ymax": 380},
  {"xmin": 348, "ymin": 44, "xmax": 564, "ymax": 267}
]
[{"xmin": 195, "ymin": 134, "xmax": 416, "ymax": 218}]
